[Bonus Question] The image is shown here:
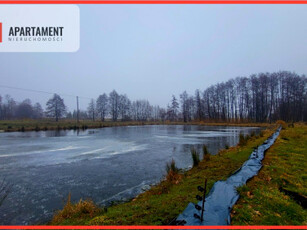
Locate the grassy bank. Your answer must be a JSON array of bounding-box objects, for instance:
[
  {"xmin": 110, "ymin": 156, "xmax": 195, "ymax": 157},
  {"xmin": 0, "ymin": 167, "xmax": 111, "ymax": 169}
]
[
  {"xmin": 0, "ymin": 119, "xmax": 269, "ymax": 132},
  {"xmin": 50, "ymin": 125, "xmax": 277, "ymax": 225},
  {"xmin": 0, "ymin": 120, "xmax": 160, "ymax": 132},
  {"xmin": 231, "ymin": 124, "xmax": 307, "ymax": 225}
]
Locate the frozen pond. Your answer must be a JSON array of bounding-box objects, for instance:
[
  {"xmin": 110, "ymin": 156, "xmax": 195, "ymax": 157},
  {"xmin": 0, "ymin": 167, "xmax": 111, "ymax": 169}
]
[{"xmin": 0, "ymin": 125, "xmax": 260, "ymax": 225}]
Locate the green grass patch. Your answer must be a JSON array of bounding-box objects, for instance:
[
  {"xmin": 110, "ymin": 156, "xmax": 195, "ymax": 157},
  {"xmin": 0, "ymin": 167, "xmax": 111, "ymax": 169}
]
[{"xmin": 231, "ymin": 124, "xmax": 307, "ymax": 225}]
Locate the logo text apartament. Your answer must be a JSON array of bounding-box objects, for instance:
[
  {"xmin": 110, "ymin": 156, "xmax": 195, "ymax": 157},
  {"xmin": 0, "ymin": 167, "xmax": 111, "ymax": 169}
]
[{"xmin": 8, "ymin": 26, "xmax": 64, "ymax": 42}]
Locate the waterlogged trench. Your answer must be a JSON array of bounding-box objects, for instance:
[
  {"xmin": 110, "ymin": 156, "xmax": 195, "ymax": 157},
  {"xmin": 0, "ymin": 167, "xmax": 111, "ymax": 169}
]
[{"xmin": 177, "ymin": 127, "xmax": 281, "ymax": 225}]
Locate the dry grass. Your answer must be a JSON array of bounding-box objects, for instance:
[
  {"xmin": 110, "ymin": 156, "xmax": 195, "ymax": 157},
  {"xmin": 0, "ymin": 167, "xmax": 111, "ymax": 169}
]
[
  {"xmin": 0, "ymin": 119, "xmax": 269, "ymax": 132},
  {"xmin": 276, "ymin": 120, "xmax": 287, "ymax": 129},
  {"xmin": 51, "ymin": 193, "xmax": 102, "ymax": 225},
  {"xmin": 165, "ymin": 159, "xmax": 182, "ymax": 184}
]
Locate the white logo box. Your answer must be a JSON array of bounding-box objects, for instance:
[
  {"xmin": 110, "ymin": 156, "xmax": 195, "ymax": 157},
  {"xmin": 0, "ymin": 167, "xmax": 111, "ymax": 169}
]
[{"xmin": 0, "ymin": 5, "xmax": 80, "ymax": 52}]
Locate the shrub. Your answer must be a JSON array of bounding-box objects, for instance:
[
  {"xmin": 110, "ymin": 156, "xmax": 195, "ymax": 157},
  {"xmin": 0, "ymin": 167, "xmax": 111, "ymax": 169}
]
[
  {"xmin": 288, "ymin": 123, "xmax": 294, "ymax": 128},
  {"xmin": 276, "ymin": 120, "xmax": 287, "ymax": 129},
  {"xmin": 239, "ymin": 133, "xmax": 250, "ymax": 146},
  {"xmin": 202, "ymin": 145, "xmax": 208, "ymax": 155},
  {"xmin": 225, "ymin": 144, "xmax": 229, "ymax": 149},
  {"xmin": 51, "ymin": 193, "xmax": 101, "ymax": 224},
  {"xmin": 165, "ymin": 159, "xmax": 181, "ymax": 183},
  {"xmin": 202, "ymin": 144, "xmax": 210, "ymax": 161},
  {"xmin": 190, "ymin": 147, "xmax": 200, "ymax": 167},
  {"xmin": 239, "ymin": 133, "xmax": 246, "ymax": 146},
  {"xmin": 166, "ymin": 159, "xmax": 179, "ymax": 174}
]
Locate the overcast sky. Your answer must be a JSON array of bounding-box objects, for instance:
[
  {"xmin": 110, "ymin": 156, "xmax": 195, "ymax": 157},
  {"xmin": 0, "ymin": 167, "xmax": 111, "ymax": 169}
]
[{"xmin": 0, "ymin": 4, "xmax": 307, "ymax": 111}]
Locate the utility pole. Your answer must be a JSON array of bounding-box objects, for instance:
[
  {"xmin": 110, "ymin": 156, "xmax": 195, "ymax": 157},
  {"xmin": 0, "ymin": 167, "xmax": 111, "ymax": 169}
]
[{"xmin": 76, "ymin": 96, "xmax": 79, "ymax": 123}]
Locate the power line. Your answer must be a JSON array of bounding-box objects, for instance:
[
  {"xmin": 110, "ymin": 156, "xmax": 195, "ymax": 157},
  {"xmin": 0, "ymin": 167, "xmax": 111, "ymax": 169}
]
[
  {"xmin": 0, "ymin": 84, "xmax": 93, "ymax": 100},
  {"xmin": 0, "ymin": 84, "xmax": 93, "ymax": 121}
]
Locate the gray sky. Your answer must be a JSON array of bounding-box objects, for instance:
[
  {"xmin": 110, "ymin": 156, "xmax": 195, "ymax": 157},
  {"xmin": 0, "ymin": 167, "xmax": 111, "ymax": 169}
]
[{"xmin": 1, "ymin": 4, "xmax": 307, "ymax": 111}]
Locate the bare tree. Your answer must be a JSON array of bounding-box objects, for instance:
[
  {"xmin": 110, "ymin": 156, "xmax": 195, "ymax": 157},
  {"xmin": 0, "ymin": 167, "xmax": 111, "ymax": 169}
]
[
  {"xmin": 118, "ymin": 95, "xmax": 131, "ymax": 121},
  {"xmin": 15, "ymin": 99, "xmax": 34, "ymax": 119},
  {"xmin": 45, "ymin": 94, "xmax": 66, "ymax": 122},
  {"xmin": 0, "ymin": 95, "xmax": 17, "ymax": 120},
  {"xmin": 195, "ymin": 90, "xmax": 203, "ymax": 121},
  {"xmin": 167, "ymin": 95, "xmax": 179, "ymax": 121},
  {"xmin": 180, "ymin": 91, "xmax": 189, "ymax": 122},
  {"xmin": 109, "ymin": 90, "xmax": 119, "ymax": 121},
  {"xmin": 131, "ymin": 100, "xmax": 152, "ymax": 121},
  {"xmin": 87, "ymin": 99, "xmax": 96, "ymax": 121},
  {"xmin": 33, "ymin": 103, "xmax": 44, "ymax": 119},
  {"xmin": 96, "ymin": 93, "xmax": 108, "ymax": 121},
  {"xmin": 159, "ymin": 107, "xmax": 167, "ymax": 121}
]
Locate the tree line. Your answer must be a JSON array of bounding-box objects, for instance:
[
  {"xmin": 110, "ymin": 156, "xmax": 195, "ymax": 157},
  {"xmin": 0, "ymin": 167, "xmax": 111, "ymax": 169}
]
[
  {"xmin": 185, "ymin": 71, "xmax": 307, "ymax": 122},
  {"xmin": 69, "ymin": 91, "xmax": 164, "ymax": 122},
  {"xmin": 0, "ymin": 71, "xmax": 306, "ymax": 122},
  {"xmin": 0, "ymin": 96, "xmax": 44, "ymax": 120}
]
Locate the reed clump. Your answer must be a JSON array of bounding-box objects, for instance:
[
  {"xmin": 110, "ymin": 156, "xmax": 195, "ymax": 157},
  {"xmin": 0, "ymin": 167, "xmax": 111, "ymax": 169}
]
[
  {"xmin": 165, "ymin": 159, "xmax": 181, "ymax": 183},
  {"xmin": 190, "ymin": 147, "xmax": 200, "ymax": 166},
  {"xmin": 239, "ymin": 133, "xmax": 250, "ymax": 146},
  {"xmin": 51, "ymin": 193, "xmax": 101, "ymax": 224},
  {"xmin": 202, "ymin": 144, "xmax": 210, "ymax": 161}
]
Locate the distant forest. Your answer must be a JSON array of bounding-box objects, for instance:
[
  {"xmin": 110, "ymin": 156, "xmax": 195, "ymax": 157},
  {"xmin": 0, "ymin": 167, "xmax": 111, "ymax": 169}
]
[{"xmin": 0, "ymin": 71, "xmax": 306, "ymax": 123}]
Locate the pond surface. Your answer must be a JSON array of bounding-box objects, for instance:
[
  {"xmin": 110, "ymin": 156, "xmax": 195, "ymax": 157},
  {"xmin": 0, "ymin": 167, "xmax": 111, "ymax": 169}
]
[{"xmin": 0, "ymin": 125, "xmax": 260, "ymax": 225}]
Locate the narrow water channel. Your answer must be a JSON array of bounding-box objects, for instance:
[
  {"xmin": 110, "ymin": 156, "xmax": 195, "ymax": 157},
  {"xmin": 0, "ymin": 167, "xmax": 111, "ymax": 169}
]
[{"xmin": 177, "ymin": 127, "xmax": 280, "ymax": 225}]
